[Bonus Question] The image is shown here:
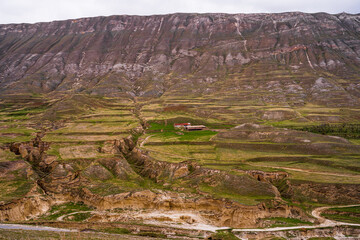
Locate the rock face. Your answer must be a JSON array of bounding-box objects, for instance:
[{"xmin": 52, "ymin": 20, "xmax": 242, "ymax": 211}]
[
  {"xmin": 246, "ymin": 170, "xmax": 288, "ymax": 183},
  {"xmin": 0, "ymin": 12, "xmax": 359, "ymax": 106},
  {"xmin": 286, "ymin": 182, "xmax": 360, "ymax": 204},
  {"xmin": 0, "ymin": 195, "xmax": 52, "ymax": 221},
  {"xmin": 0, "ymin": 132, "xmax": 304, "ymax": 227},
  {"xmin": 9, "ymin": 133, "xmax": 51, "ymax": 167},
  {"xmin": 63, "ymin": 188, "xmax": 306, "ymax": 228}
]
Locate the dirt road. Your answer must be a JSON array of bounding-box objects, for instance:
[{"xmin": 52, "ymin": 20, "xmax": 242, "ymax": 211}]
[{"xmin": 233, "ymin": 204, "xmax": 360, "ymax": 233}]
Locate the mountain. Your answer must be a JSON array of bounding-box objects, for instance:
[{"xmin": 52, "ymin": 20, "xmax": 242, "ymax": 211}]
[{"xmin": 0, "ymin": 12, "xmax": 360, "ymax": 106}]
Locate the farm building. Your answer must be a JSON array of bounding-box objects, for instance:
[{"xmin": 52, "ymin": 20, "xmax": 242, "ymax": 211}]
[
  {"xmin": 174, "ymin": 123, "xmax": 191, "ymax": 128},
  {"xmin": 185, "ymin": 125, "xmax": 207, "ymax": 131}
]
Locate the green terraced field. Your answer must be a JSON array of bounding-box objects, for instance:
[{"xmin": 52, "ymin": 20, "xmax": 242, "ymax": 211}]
[{"xmin": 0, "ymin": 92, "xmax": 359, "ymax": 209}]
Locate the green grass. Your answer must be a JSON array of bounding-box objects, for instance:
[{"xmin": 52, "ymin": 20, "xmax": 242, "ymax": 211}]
[
  {"xmin": 321, "ymin": 213, "xmax": 360, "ymax": 224},
  {"xmin": 45, "ymin": 144, "xmax": 62, "ymax": 160},
  {"xmin": 328, "ymin": 206, "xmax": 360, "ymax": 213},
  {"xmin": 145, "ymin": 142, "xmax": 360, "ymax": 185},
  {"xmin": 0, "ymin": 179, "xmax": 33, "ymax": 203},
  {"xmin": 148, "ymin": 122, "xmax": 176, "ymax": 131},
  {"xmin": 265, "ymin": 217, "xmax": 314, "ymax": 227},
  {"xmin": 137, "ymin": 232, "xmax": 167, "ymax": 238},
  {"xmin": 101, "ymin": 227, "xmax": 131, "ymax": 234},
  {"xmin": 308, "ymin": 238, "xmax": 336, "ymax": 240},
  {"xmin": 210, "ymin": 230, "xmax": 239, "ymax": 240},
  {"xmin": 248, "ymin": 160, "xmax": 359, "ymax": 175},
  {"xmin": 0, "ymin": 228, "xmax": 137, "ymax": 240},
  {"xmin": 145, "ymin": 144, "xmax": 216, "ymax": 163},
  {"xmin": 0, "ymin": 104, "xmax": 48, "ymax": 124},
  {"xmin": 0, "ymin": 125, "xmax": 37, "ymax": 143},
  {"xmin": 87, "ymin": 178, "xmax": 167, "ymax": 196},
  {"xmin": 199, "ymin": 180, "xmax": 274, "ymax": 206},
  {"xmin": 49, "ymin": 121, "xmax": 137, "ymax": 134},
  {"xmin": 0, "ymin": 135, "xmax": 34, "ymax": 144},
  {"xmin": 0, "ymin": 126, "xmax": 37, "ymax": 134},
  {"xmin": 298, "ymin": 123, "xmax": 360, "ymax": 139},
  {"xmin": 321, "ymin": 206, "xmax": 360, "ymax": 224},
  {"xmin": 286, "ymin": 170, "xmax": 360, "ymax": 184},
  {"xmin": 0, "ymin": 149, "xmax": 22, "ymax": 162},
  {"xmin": 148, "ymin": 117, "xmax": 234, "ymax": 131},
  {"xmin": 40, "ymin": 202, "xmax": 93, "ymax": 221},
  {"xmin": 43, "ymin": 133, "xmax": 128, "ymax": 142},
  {"xmin": 148, "ymin": 130, "xmax": 217, "ymax": 142},
  {"xmin": 144, "ymin": 113, "xmax": 360, "ymax": 190},
  {"xmin": 64, "ymin": 212, "xmax": 92, "ymax": 221}
]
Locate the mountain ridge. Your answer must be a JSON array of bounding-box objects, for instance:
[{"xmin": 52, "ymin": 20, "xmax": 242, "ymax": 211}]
[
  {"xmin": 0, "ymin": 11, "xmax": 359, "ymax": 106},
  {"xmin": 1, "ymin": 11, "xmax": 359, "ymax": 26}
]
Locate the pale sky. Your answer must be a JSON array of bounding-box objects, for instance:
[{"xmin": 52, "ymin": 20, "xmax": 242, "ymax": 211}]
[{"xmin": 0, "ymin": 0, "xmax": 359, "ymax": 24}]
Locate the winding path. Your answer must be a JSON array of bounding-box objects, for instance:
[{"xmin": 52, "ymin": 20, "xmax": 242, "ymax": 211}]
[
  {"xmin": 56, "ymin": 210, "xmax": 93, "ymax": 221},
  {"xmin": 248, "ymin": 163, "xmax": 358, "ymax": 177},
  {"xmin": 233, "ymin": 204, "xmax": 360, "ymax": 233},
  {"xmin": 0, "ymin": 223, "xmax": 76, "ymax": 232},
  {"xmin": 139, "ymin": 135, "xmax": 153, "ymax": 147},
  {"xmin": 1, "ymin": 205, "xmax": 358, "ymax": 234}
]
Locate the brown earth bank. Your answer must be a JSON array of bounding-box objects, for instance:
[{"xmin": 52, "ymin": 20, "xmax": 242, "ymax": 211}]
[
  {"xmin": 285, "ymin": 181, "xmax": 360, "ymax": 205},
  {"xmin": 0, "ymin": 122, "xmax": 358, "ymax": 230},
  {"xmin": 13, "ymin": 221, "xmax": 212, "ymax": 239},
  {"xmin": 0, "ymin": 134, "xmax": 310, "ymax": 228}
]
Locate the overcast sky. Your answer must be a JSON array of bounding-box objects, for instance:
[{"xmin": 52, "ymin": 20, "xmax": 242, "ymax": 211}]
[{"xmin": 0, "ymin": 0, "xmax": 359, "ymax": 24}]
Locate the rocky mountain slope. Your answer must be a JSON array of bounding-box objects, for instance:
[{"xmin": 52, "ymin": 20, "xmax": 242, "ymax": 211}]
[{"xmin": 0, "ymin": 12, "xmax": 359, "ymax": 105}]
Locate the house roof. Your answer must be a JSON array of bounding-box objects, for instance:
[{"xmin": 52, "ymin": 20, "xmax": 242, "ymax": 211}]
[
  {"xmin": 185, "ymin": 125, "xmax": 206, "ymax": 129},
  {"xmin": 174, "ymin": 123, "xmax": 191, "ymax": 126}
]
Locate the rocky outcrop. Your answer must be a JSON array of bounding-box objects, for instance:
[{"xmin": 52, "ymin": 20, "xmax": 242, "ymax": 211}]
[
  {"xmin": 98, "ymin": 158, "xmax": 137, "ymax": 180},
  {"xmin": 0, "ymin": 132, "xmax": 310, "ymax": 227},
  {"xmin": 0, "ymin": 160, "xmax": 34, "ymax": 180},
  {"xmin": 100, "ymin": 136, "xmax": 136, "ymax": 155},
  {"xmin": 126, "ymin": 146, "xmax": 277, "ymax": 201},
  {"xmin": 286, "ymin": 181, "xmax": 360, "ymax": 204},
  {"xmin": 127, "ymin": 147, "xmax": 198, "ymax": 182},
  {"xmin": 0, "ymin": 195, "xmax": 53, "ymax": 221},
  {"xmin": 246, "ymin": 170, "xmax": 288, "ymax": 183},
  {"xmin": 62, "ymin": 187, "xmax": 307, "ymax": 228},
  {"xmin": 9, "ymin": 133, "xmax": 50, "ymax": 165},
  {"xmin": 259, "ymin": 110, "xmax": 299, "ymax": 121}
]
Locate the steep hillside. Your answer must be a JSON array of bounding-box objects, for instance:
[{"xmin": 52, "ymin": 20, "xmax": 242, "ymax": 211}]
[{"xmin": 0, "ymin": 12, "xmax": 359, "ymax": 106}]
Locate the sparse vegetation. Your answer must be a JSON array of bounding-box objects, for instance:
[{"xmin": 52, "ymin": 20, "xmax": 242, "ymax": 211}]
[
  {"xmin": 137, "ymin": 232, "xmax": 167, "ymax": 238},
  {"xmin": 101, "ymin": 227, "xmax": 131, "ymax": 235},
  {"xmin": 265, "ymin": 217, "xmax": 314, "ymax": 227},
  {"xmin": 210, "ymin": 230, "xmax": 239, "ymax": 240},
  {"xmin": 321, "ymin": 206, "xmax": 360, "ymax": 224},
  {"xmin": 299, "ymin": 123, "xmax": 360, "ymax": 139},
  {"xmin": 0, "ymin": 180, "xmax": 33, "ymax": 203},
  {"xmin": 0, "ymin": 229, "xmax": 140, "ymax": 240},
  {"xmin": 40, "ymin": 202, "xmax": 93, "ymax": 221},
  {"xmin": 308, "ymin": 238, "xmax": 336, "ymax": 240}
]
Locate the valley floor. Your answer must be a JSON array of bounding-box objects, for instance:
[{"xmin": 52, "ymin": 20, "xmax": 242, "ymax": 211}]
[{"xmin": 0, "ymin": 94, "xmax": 359, "ymax": 239}]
